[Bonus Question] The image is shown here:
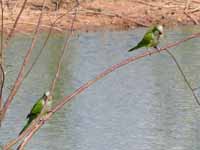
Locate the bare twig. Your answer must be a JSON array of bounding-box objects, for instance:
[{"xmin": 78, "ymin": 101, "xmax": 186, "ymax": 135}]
[
  {"xmin": 23, "ymin": 11, "xmax": 70, "ymax": 80},
  {"xmin": 0, "ymin": 0, "xmax": 3, "ymax": 112},
  {"xmin": 0, "ymin": 64, "xmax": 4, "ymax": 112},
  {"xmin": 23, "ymin": 26, "xmax": 53, "ymax": 80},
  {"xmin": 50, "ymin": 8, "xmax": 78, "ymax": 95},
  {"xmin": 0, "ymin": 0, "xmax": 45, "ymax": 123},
  {"xmin": 185, "ymin": 0, "xmax": 191, "ymax": 11},
  {"xmin": 188, "ymin": 7, "xmax": 200, "ymax": 13},
  {"xmin": 17, "ymin": 124, "xmax": 39, "ymax": 150},
  {"xmin": 0, "ymin": 0, "xmax": 3, "ymax": 65},
  {"xmin": 184, "ymin": 0, "xmax": 199, "ymax": 25},
  {"xmin": 184, "ymin": 11, "xmax": 199, "ymax": 24},
  {"xmin": 3, "ymin": 121, "xmax": 37, "ymax": 150},
  {"xmin": 166, "ymin": 49, "xmax": 200, "ymax": 105},
  {"xmin": 136, "ymin": 0, "xmax": 186, "ymax": 8},
  {"xmin": 50, "ymin": 32, "xmax": 200, "ymax": 115},
  {"xmin": 4, "ymin": 0, "xmax": 28, "ymax": 47},
  {"xmin": 4, "ymin": 22, "xmax": 64, "ymax": 32}
]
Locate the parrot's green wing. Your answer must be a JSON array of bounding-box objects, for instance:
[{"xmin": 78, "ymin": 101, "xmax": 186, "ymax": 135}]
[
  {"xmin": 128, "ymin": 31, "xmax": 154, "ymax": 52},
  {"xmin": 27, "ymin": 98, "xmax": 44, "ymax": 118},
  {"xmin": 19, "ymin": 98, "xmax": 44, "ymax": 135}
]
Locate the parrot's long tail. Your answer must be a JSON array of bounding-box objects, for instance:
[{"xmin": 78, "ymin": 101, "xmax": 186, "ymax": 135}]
[
  {"xmin": 19, "ymin": 117, "xmax": 35, "ymax": 135},
  {"xmin": 128, "ymin": 45, "xmax": 141, "ymax": 52},
  {"xmin": 19, "ymin": 122, "xmax": 29, "ymax": 135}
]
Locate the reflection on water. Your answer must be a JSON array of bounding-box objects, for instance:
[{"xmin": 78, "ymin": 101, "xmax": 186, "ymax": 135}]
[{"xmin": 1, "ymin": 26, "xmax": 200, "ymax": 150}]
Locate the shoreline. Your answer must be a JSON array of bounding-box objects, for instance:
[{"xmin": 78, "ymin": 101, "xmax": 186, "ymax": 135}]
[{"xmin": 1, "ymin": 0, "xmax": 200, "ymax": 33}]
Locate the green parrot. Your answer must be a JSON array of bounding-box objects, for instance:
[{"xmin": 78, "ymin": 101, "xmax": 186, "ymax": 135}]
[
  {"xmin": 128, "ymin": 25, "xmax": 163, "ymax": 52},
  {"xmin": 19, "ymin": 91, "xmax": 52, "ymax": 135}
]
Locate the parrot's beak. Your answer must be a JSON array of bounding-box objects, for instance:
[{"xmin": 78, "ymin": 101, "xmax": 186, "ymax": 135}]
[{"xmin": 159, "ymin": 31, "xmax": 164, "ymax": 38}]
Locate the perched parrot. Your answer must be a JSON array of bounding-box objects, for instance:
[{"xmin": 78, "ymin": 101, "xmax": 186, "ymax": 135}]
[
  {"xmin": 128, "ymin": 25, "xmax": 163, "ymax": 52},
  {"xmin": 19, "ymin": 91, "xmax": 52, "ymax": 135}
]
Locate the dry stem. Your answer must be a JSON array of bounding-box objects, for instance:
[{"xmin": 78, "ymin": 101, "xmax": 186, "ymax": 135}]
[{"xmin": 0, "ymin": 0, "xmax": 45, "ymax": 123}]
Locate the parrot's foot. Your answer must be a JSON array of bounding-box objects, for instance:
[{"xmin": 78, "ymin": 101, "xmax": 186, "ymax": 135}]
[
  {"xmin": 156, "ymin": 49, "xmax": 161, "ymax": 53},
  {"xmin": 40, "ymin": 119, "xmax": 45, "ymax": 125},
  {"xmin": 154, "ymin": 47, "xmax": 161, "ymax": 53}
]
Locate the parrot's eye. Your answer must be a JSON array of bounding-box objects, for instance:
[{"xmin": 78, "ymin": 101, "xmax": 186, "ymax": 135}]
[{"xmin": 158, "ymin": 30, "xmax": 163, "ymax": 35}]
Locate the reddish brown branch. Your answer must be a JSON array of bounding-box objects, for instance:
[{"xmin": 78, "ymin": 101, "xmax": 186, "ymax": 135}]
[
  {"xmin": 0, "ymin": 0, "xmax": 3, "ymax": 65},
  {"xmin": 166, "ymin": 50, "xmax": 200, "ymax": 105},
  {"xmin": 0, "ymin": 0, "xmax": 46, "ymax": 123},
  {"xmin": 0, "ymin": 64, "xmax": 4, "ymax": 111},
  {"xmin": 23, "ymin": 26, "xmax": 53, "ymax": 80},
  {"xmin": 184, "ymin": 11, "xmax": 199, "ymax": 25},
  {"xmin": 50, "ymin": 8, "xmax": 78, "ymax": 95},
  {"xmin": 49, "ymin": 32, "xmax": 200, "ymax": 115},
  {"xmin": 0, "ymin": 0, "xmax": 3, "ymax": 111},
  {"xmin": 5, "ymin": 0, "xmax": 28, "ymax": 46},
  {"xmin": 24, "ymin": 5, "xmax": 78, "ymax": 81},
  {"xmin": 27, "ymin": 31, "xmax": 200, "ymax": 112},
  {"xmin": 16, "ymin": 124, "xmax": 40, "ymax": 150},
  {"xmin": 3, "ymin": 121, "xmax": 36, "ymax": 150}
]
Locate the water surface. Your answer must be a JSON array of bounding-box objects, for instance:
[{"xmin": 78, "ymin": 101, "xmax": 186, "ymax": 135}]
[{"xmin": 1, "ymin": 26, "xmax": 200, "ymax": 150}]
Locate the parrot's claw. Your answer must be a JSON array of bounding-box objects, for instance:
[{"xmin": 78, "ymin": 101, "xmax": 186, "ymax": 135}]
[{"xmin": 154, "ymin": 47, "xmax": 161, "ymax": 53}]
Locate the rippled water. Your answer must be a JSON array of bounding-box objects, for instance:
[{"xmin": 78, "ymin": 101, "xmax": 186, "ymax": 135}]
[{"xmin": 1, "ymin": 26, "xmax": 200, "ymax": 150}]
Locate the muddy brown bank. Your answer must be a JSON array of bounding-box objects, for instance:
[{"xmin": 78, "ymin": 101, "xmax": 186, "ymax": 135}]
[{"xmin": 2, "ymin": 0, "xmax": 200, "ymax": 33}]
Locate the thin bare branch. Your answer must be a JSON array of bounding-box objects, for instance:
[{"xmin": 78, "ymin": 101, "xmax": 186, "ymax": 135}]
[
  {"xmin": 23, "ymin": 26, "xmax": 53, "ymax": 80},
  {"xmin": 4, "ymin": 0, "xmax": 28, "ymax": 47},
  {"xmin": 0, "ymin": 0, "xmax": 3, "ymax": 112},
  {"xmin": 3, "ymin": 121, "xmax": 37, "ymax": 150},
  {"xmin": 50, "ymin": 7, "xmax": 78, "ymax": 95},
  {"xmin": 184, "ymin": 11, "xmax": 199, "ymax": 25},
  {"xmin": 185, "ymin": 0, "xmax": 191, "ymax": 11},
  {"xmin": 17, "ymin": 125, "xmax": 39, "ymax": 150},
  {"xmin": 50, "ymin": 32, "xmax": 200, "ymax": 115},
  {"xmin": 166, "ymin": 49, "xmax": 200, "ymax": 105},
  {"xmin": 0, "ymin": 64, "xmax": 4, "ymax": 111},
  {"xmin": 23, "ymin": 11, "xmax": 70, "ymax": 81},
  {"xmin": 16, "ymin": 121, "xmax": 43, "ymax": 150},
  {"xmin": 0, "ymin": 0, "xmax": 46, "ymax": 123},
  {"xmin": 0, "ymin": 0, "xmax": 3, "ymax": 65}
]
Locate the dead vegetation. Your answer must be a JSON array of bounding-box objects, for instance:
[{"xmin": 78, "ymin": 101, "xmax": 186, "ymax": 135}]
[{"xmin": 0, "ymin": 0, "xmax": 200, "ymax": 33}]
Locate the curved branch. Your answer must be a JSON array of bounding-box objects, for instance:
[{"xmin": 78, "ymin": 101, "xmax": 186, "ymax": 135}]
[
  {"xmin": 5, "ymin": 0, "xmax": 28, "ymax": 46},
  {"xmin": 166, "ymin": 50, "xmax": 200, "ymax": 105},
  {"xmin": 0, "ymin": 64, "xmax": 4, "ymax": 108},
  {"xmin": 51, "ymin": 32, "xmax": 200, "ymax": 114},
  {"xmin": 0, "ymin": 0, "xmax": 3, "ymax": 112}
]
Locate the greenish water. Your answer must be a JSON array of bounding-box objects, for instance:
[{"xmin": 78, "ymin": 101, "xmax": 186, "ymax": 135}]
[{"xmin": 1, "ymin": 26, "xmax": 200, "ymax": 150}]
